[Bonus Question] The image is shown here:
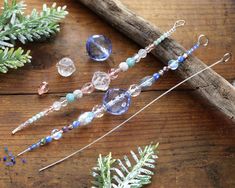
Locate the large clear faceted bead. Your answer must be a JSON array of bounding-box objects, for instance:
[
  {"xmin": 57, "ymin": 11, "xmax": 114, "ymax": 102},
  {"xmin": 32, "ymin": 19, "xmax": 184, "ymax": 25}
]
[
  {"xmin": 78, "ymin": 112, "xmax": 95, "ymax": 126},
  {"xmin": 56, "ymin": 57, "xmax": 76, "ymax": 77},
  {"xmin": 139, "ymin": 76, "xmax": 155, "ymax": 89},
  {"xmin": 92, "ymin": 71, "xmax": 111, "ymax": 91},
  {"xmin": 103, "ymin": 88, "xmax": 131, "ymax": 115}
]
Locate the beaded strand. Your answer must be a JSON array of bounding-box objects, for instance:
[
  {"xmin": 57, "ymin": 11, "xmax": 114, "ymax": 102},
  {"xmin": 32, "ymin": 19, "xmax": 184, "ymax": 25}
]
[
  {"xmin": 17, "ymin": 34, "xmax": 208, "ymax": 156},
  {"xmin": 12, "ymin": 20, "xmax": 185, "ymax": 134}
]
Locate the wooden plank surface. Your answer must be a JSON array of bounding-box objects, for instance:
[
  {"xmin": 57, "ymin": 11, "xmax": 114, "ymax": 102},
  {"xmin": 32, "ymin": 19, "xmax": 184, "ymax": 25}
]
[{"xmin": 0, "ymin": 0, "xmax": 234, "ymax": 187}]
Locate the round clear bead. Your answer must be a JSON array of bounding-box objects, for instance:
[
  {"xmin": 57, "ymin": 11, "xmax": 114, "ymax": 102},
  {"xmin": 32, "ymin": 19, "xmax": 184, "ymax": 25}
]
[
  {"xmin": 92, "ymin": 104, "xmax": 105, "ymax": 118},
  {"xmin": 128, "ymin": 84, "xmax": 141, "ymax": 97},
  {"xmin": 73, "ymin": 89, "xmax": 83, "ymax": 99},
  {"xmin": 56, "ymin": 57, "xmax": 76, "ymax": 77},
  {"xmin": 59, "ymin": 97, "xmax": 68, "ymax": 107},
  {"xmin": 158, "ymin": 70, "xmax": 164, "ymax": 75},
  {"xmin": 168, "ymin": 60, "xmax": 179, "ymax": 70},
  {"xmin": 92, "ymin": 71, "xmax": 111, "ymax": 91},
  {"xmin": 139, "ymin": 76, "xmax": 155, "ymax": 89},
  {"xmin": 81, "ymin": 82, "xmax": 95, "ymax": 94},
  {"xmin": 51, "ymin": 129, "xmax": 63, "ymax": 140},
  {"xmin": 138, "ymin": 49, "xmax": 147, "ymax": 58},
  {"xmin": 52, "ymin": 101, "xmax": 62, "ymax": 111}
]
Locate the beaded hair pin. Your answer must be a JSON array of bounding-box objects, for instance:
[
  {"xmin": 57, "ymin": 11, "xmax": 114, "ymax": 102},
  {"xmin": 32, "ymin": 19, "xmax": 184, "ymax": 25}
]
[
  {"xmin": 17, "ymin": 34, "xmax": 208, "ymax": 157},
  {"xmin": 38, "ymin": 52, "xmax": 231, "ymax": 172},
  {"xmin": 12, "ymin": 20, "xmax": 185, "ymax": 134}
]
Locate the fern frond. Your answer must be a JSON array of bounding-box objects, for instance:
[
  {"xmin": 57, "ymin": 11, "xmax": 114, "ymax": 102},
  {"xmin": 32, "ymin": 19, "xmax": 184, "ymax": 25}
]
[
  {"xmin": 0, "ymin": 2, "xmax": 68, "ymax": 48},
  {"xmin": 92, "ymin": 144, "xmax": 159, "ymax": 188},
  {"xmin": 0, "ymin": 47, "xmax": 31, "ymax": 73}
]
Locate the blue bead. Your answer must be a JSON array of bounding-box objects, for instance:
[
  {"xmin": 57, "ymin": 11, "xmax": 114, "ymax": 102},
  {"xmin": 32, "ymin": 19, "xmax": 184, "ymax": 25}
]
[
  {"xmin": 168, "ymin": 60, "xmax": 179, "ymax": 70},
  {"xmin": 126, "ymin": 58, "xmax": 135, "ymax": 67},
  {"xmin": 72, "ymin": 121, "xmax": 80, "ymax": 128},
  {"xmin": 153, "ymin": 73, "xmax": 160, "ymax": 81},
  {"xmin": 30, "ymin": 144, "xmax": 38, "ymax": 151},
  {"xmin": 86, "ymin": 35, "xmax": 112, "ymax": 61},
  {"xmin": 66, "ymin": 93, "xmax": 75, "ymax": 103},
  {"xmin": 103, "ymin": 88, "xmax": 131, "ymax": 115},
  {"xmin": 46, "ymin": 136, "xmax": 52, "ymax": 143},
  {"xmin": 178, "ymin": 56, "xmax": 185, "ymax": 63}
]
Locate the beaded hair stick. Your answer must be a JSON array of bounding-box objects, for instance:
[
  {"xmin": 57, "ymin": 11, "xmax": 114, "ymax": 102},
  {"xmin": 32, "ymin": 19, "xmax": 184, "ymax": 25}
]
[
  {"xmin": 38, "ymin": 52, "xmax": 231, "ymax": 172},
  {"xmin": 12, "ymin": 20, "xmax": 185, "ymax": 135},
  {"xmin": 17, "ymin": 34, "xmax": 208, "ymax": 157}
]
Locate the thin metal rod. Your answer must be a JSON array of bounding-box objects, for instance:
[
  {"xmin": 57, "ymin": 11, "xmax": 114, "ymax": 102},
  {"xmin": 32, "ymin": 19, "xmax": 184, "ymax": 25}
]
[{"xmin": 39, "ymin": 53, "xmax": 231, "ymax": 172}]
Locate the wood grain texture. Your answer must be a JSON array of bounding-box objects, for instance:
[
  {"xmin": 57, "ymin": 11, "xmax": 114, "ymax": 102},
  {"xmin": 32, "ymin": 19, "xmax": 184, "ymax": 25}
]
[
  {"xmin": 77, "ymin": 0, "xmax": 235, "ymax": 122},
  {"xmin": 0, "ymin": 0, "xmax": 234, "ymax": 187}
]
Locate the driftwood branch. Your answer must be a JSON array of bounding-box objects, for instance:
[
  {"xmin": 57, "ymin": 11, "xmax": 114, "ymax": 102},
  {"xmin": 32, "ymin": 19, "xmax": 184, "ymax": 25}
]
[{"xmin": 77, "ymin": 0, "xmax": 235, "ymax": 121}]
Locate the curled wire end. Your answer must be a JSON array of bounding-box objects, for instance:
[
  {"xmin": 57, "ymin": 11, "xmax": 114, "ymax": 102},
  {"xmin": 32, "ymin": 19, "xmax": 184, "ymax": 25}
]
[
  {"xmin": 222, "ymin": 53, "xmax": 232, "ymax": 63},
  {"xmin": 174, "ymin": 20, "xmax": 186, "ymax": 28},
  {"xmin": 198, "ymin": 34, "xmax": 209, "ymax": 47}
]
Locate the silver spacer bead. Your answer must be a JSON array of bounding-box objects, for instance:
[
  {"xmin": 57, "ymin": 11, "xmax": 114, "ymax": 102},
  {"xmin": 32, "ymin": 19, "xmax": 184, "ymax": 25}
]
[{"xmin": 145, "ymin": 43, "xmax": 155, "ymax": 53}]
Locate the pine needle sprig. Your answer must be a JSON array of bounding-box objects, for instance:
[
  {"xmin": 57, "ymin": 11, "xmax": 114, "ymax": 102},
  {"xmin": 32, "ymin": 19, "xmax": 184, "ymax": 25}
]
[
  {"xmin": 92, "ymin": 143, "xmax": 159, "ymax": 188},
  {"xmin": 0, "ymin": 1, "xmax": 68, "ymax": 48},
  {"xmin": 0, "ymin": 47, "xmax": 31, "ymax": 73}
]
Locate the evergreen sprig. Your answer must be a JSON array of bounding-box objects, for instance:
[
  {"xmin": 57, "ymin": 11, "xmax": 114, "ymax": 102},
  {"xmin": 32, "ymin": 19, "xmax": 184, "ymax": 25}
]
[
  {"xmin": 92, "ymin": 144, "xmax": 159, "ymax": 188},
  {"xmin": 0, "ymin": 1, "xmax": 68, "ymax": 48},
  {"xmin": 0, "ymin": 47, "xmax": 31, "ymax": 73},
  {"xmin": 0, "ymin": 0, "xmax": 68, "ymax": 73}
]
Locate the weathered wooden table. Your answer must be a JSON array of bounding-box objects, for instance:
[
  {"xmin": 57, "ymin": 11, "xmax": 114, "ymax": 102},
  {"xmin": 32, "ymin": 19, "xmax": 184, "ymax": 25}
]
[{"xmin": 0, "ymin": 0, "xmax": 234, "ymax": 187}]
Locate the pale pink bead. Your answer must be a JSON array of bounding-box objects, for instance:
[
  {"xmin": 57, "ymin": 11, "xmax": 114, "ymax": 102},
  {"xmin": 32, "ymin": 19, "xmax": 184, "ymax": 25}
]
[
  {"xmin": 81, "ymin": 82, "xmax": 95, "ymax": 94},
  {"xmin": 108, "ymin": 68, "xmax": 121, "ymax": 80},
  {"xmin": 38, "ymin": 81, "xmax": 49, "ymax": 95}
]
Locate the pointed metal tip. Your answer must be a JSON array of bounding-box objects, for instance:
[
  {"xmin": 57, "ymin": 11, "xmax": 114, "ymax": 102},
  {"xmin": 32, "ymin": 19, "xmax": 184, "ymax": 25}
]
[{"xmin": 17, "ymin": 148, "xmax": 29, "ymax": 157}]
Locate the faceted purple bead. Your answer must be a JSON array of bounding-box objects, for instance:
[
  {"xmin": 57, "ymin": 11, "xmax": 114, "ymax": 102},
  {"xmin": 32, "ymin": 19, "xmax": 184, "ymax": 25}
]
[{"xmin": 103, "ymin": 88, "xmax": 131, "ymax": 115}]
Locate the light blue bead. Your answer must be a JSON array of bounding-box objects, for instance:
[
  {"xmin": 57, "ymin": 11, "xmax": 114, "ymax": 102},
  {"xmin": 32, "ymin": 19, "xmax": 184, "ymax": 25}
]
[
  {"xmin": 168, "ymin": 60, "xmax": 179, "ymax": 70},
  {"xmin": 126, "ymin": 58, "xmax": 135, "ymax": 67},
  {"xmin": 78, "ymin": 112, "xmax": 95, "ymax": 126},
  {"xmin": 66, "ymin": 93, "xmax": 75, "ymax": 103},
  {"xmin": 103, "ymin": 88, "xmax": 131, "ymax": 115},
  {"xmin": 51, "ymin": 129, "xmax": 63, "ymax": 140}
]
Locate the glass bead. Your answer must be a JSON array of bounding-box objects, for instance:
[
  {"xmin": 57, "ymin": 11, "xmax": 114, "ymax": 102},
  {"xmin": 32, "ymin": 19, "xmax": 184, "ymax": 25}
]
[
  {"xmin": 168, "ymin": 60, "xmax": 179, "ymax": 70},
  {"xmin": 138, "ymin": 49, "xmax": 147, "ymax": 58},
  {"xmin": 153, "ymin": 73, "xmax": 160, "ymax": 81},
  {"xmin": 72, "ymin": 121, "xmax": 80, "ymax": 128},
  {"xmin": 46, "ymin": 136, "xmax": 52, "ymax": 143},
  {"xmin": 51, "ymin": 129, "xmax": 63, "ymax": 140},
  {"xmin": 73, "ymin": 89, "xmax": 83, "ymax": 99},
  {"xmin": 59, "ymin": 97, "xmax": 68, "ymax": 107},
  {"xmin": 108, "ymin": 68, "xmax": 120, "ymax": 80},
  {"xmin": 78, "ymin": 112, "xmax": 95, "ymax": 126},
  {"xmin": 81, "ymin": 82, "xmax": 95, "ymax": 94},
  {"xmin": 52, "ymin": 101, "xmax": 62, "ymax": 111},
  {"xmin": 128, "ymin": 84, "xmax": 141, "ymax": 97},
  {"xmin": 92, "ymin": 71, "xmax": 111, "ymax": 91},
  {"xmin": 92, "ymin": 104, "xmax": 105, "ymax": 118},
  {"xmin": 66, "ymin": 93, "xmax": 75, "ymax": 103},
  {"xmin": 133, "ymin": 54, "xmax": 141, "ymax": 63},
  {"xmin": 126, "ymin": 58, "xmax": 135, "ymax": 67},
  {"xmin": 40, "ymin": 138, "xmax": 47, "ymax": 145},
  {"xmin": 56, "ymin": 57, "xmax": 76, "ymax": 77},
  {"xmin": 159, "ymin": 70, "xmax": 164, "ymax": 76},
  {"xmin": 178, "ymin": 56, "xmax": 185, "ymax": 63},
  {"xmin": 38, "ymin": 81, "xmax": 49, "ymax": 95},
  {"xmin": 86, "ymin": 35, "xmax": 112, "ymax": 61},
  {"xmin": 139, "ymin": 76, "xmax": 155, "ymax": 89},
  {"xmin": 103, "ymin": 88, "xmax": 131, "ymax": 115},
  {"xmin": 119, "ymin": 62, "xmax": 129, "ymax": 72}
]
